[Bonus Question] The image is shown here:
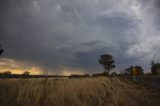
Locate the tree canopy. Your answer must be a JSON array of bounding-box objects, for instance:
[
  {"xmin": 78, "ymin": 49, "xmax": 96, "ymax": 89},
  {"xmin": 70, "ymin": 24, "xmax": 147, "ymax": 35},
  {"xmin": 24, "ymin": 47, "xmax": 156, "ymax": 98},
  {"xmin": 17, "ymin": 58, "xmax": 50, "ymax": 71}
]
[
  {"xmin": 125, "ymin": 66, "xmax": 144, "ymax": 76},
  {"xmin": 151, "ymin": 63, "xmax": 160, "ymax": 75},
  {"xmin": 98, "ymin": 54, "xmax": 115, "ymax": 75}
]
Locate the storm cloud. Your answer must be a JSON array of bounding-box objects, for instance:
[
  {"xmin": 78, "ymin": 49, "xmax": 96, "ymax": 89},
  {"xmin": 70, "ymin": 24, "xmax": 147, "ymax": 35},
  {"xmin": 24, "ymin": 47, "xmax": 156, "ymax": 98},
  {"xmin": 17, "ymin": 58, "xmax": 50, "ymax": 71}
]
[{"xmin": 0, "ymin": 0, "xmax": 160, "ymax": 74}]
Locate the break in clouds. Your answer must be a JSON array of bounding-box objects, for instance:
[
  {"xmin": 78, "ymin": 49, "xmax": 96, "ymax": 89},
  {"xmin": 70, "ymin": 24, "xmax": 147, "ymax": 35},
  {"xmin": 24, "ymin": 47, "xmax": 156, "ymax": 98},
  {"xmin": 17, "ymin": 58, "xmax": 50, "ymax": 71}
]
[{"xmin": 0, "ymin": 0, "xmax": 160, "ymax": 74}]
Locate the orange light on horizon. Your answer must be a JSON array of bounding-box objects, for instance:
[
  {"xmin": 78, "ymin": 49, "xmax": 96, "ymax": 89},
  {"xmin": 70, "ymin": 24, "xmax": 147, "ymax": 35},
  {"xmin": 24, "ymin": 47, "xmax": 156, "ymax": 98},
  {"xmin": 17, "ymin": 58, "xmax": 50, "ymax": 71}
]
[
  {"xmin": 0, "ymin": 58, "xmax": 87, "ymax": 76},
  {"xmin": 0, "ymin": 58, "xmax": 43, "ymax": 75},
  {"xmin": 0, "ymin": 67, "xmax": 43, "ymax": 75},
  {"xmin": 58, "ymin": 66, "xmax": 86, "ymax": 76}
]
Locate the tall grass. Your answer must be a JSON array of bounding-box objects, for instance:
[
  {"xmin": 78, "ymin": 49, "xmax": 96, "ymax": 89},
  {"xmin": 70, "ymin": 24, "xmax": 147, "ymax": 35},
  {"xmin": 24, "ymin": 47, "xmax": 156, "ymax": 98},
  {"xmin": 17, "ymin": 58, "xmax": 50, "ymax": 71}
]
[{"xmin": 0, "ymin": 77, "xmax": 159, "ymax": 106}]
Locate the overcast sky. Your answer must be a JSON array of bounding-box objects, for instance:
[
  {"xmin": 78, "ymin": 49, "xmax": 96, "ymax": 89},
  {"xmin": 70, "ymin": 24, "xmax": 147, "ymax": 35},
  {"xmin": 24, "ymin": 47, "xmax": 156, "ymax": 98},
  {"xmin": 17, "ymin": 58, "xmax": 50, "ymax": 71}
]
[{"xmin": 0, "ymin": 0, "xmax": 160, "ymax": 75}]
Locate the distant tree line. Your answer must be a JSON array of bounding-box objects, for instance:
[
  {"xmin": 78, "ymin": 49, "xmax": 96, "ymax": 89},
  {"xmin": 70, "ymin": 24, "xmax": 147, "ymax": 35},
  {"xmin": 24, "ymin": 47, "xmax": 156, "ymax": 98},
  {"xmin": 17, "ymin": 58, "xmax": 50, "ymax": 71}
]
[
  {"xmin": 0, "ymin": 71, "xmax": 68, "ymax": 79},
  {"xmin": 0, "ymin": 71, "xmax": 31, "ymax": 78},
  {"xmin": 69, "ymin": 74, "xmax": 90, "ymax": 78}
]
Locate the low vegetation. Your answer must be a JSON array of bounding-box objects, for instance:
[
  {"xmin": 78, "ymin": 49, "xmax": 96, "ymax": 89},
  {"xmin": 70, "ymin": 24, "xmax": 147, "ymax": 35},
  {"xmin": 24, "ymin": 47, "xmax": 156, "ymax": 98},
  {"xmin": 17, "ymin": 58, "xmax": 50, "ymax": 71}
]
[{"xmin": 0, "ymin": 77, "xmax": 159, "ymax": 106}]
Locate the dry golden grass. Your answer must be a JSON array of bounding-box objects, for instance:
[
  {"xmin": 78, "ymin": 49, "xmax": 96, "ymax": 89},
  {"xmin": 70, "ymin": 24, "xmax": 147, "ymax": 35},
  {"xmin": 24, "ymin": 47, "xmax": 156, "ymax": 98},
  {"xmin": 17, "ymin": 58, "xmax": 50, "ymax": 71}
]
[{"xmin": 0, "ymin": 77, "xmax": 159, "ymax": 106}]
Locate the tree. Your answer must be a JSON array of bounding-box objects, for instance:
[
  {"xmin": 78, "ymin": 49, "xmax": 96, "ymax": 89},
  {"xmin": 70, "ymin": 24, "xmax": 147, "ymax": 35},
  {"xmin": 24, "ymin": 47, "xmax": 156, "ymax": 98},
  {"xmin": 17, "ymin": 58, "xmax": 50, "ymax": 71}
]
[
  {"xmin": 150, "ymin": 53, "xmax": 160, "ymax": 75},
  {"xmin": 135, "ymin": 66, "xmax": 144, "ymax": 75},
  {"xmin": 3, "ymin": 71, "xmax": 11, "ymax": 74},
  {"xmin": 3, "ymin": 71, "xmax": 11, "ymax": 78},
  {"xmin": 151, "ymin": 63, "xmax": 160, "ymax": 75},
  {"xmin": 125, "ymin": 66, "xmax": 144, "ymax": 76},
  {"xmin": 22, "ymin": 71, "xmax": 30, "ymax": 78},
  {"xmin": 0, "ymin": 44, "xmax": 4, "ymax": 55},
  {"xmin": 125, "ymin": 66, "xmax": 133, "ymax": 75},
  {"xmin": 98, "ymin": 54, "xmax": 115, "ymax": 75}
]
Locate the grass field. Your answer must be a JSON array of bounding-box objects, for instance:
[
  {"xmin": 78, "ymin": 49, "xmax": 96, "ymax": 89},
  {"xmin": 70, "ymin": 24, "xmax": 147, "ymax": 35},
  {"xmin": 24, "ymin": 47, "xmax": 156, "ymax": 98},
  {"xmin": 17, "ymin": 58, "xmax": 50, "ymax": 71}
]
[{"xmin": 0, "ymin": 77, "xmax": 160, "ymax": 106}]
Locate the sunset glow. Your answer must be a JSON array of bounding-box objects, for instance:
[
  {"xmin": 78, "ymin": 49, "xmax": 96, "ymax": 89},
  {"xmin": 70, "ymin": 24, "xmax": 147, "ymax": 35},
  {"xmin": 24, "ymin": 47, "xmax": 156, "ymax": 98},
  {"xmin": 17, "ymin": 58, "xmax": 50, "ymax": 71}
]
[
  {"xmin": 0, "ymin": 58, "xmax": 86, "ymax": 76},
  {"xmin": 0, "ymin": 58, "xmax": 43, "ymax": 75}
]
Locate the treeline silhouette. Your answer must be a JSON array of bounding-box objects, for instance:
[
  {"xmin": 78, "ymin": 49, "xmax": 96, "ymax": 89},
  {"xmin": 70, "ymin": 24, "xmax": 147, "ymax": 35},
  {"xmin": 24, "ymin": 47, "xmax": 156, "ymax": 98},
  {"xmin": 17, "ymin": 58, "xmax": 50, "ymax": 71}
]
[
  {"xmin": 0, "ymin": 71, "xmax": 68, "ymax": 79},
  {"xmin": 0, "ymin": 71, "xmax": 118, "ymax": 79},
  {"xmin": 69, "ymin": 74, "xmax": 90, "ymax": 78}
]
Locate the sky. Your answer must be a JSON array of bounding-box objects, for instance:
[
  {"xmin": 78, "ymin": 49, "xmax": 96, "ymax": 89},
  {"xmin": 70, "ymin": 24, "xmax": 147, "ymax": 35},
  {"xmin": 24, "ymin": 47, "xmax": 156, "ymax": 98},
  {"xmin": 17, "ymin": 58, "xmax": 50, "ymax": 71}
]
[{"xmin": 0, "ymin": 0, "xmax": 160, "ymax": 75}]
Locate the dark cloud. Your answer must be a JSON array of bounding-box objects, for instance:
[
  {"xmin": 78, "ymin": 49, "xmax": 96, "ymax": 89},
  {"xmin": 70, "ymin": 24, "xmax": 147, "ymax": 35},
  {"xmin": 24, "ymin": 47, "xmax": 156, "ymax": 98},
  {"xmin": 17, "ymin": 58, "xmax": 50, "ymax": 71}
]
[
  {"xmin": 0, "ymin": 0, "xmax": 160, "ymax": 73},
  {"xmin": 154, "ymin": 0, "xmax": 160, "ymax": 29},
  {"xmin": 70, "ymin": 46, "xmax": 112, "ymax": 70}
]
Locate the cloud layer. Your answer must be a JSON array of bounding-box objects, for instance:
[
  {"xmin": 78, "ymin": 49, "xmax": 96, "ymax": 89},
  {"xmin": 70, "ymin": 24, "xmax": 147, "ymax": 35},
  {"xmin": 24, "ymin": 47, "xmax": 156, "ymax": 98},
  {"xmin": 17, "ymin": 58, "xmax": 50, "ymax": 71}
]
[{"xmin": 0, "ymin": 0, "xmax": 160, "ymax": 74}]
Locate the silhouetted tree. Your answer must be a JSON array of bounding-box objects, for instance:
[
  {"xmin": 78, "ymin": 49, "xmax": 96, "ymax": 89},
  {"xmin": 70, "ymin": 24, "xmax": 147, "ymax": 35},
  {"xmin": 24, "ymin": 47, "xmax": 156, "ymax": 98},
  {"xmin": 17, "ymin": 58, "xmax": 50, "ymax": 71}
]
[
  {"xmin": 0, "ymin": 44, "xmax": 4, "ymax": 55},
  {"xmin": 98, "ymin": 54, "xmax": 115, "ymax": 75},
  {"xmin": 3, "ymin": 71, "xmax": 11, "ymax": 75},
  {"xmin": 151, "ymin": 63, "xmax": 160, "ymax": 75},
  {"xmin": 150, "ymin": 53, "xmax": 160, "ymax": 75},
  {"xmin": 3, "ymin": 71, "xmax": 11, "ymax": 78},
  {"xmin": 22, "ymin": 71, "xmax": 30, "ymax": 78},
  {"xmin": 125, "ymin": 66, "xmax": 133, "ymax": 75},
  {"xmin": 135, "ymin": 66, "xmax": 144, "ymax": 75}
]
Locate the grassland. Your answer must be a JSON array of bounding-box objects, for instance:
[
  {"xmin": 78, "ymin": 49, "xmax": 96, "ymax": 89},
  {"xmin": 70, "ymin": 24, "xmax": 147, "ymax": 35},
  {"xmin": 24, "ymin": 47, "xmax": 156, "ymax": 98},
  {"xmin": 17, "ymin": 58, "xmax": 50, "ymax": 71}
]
[{"xmin": 0, "ymin": 77, "xmax": 159, "ymax": 106}]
